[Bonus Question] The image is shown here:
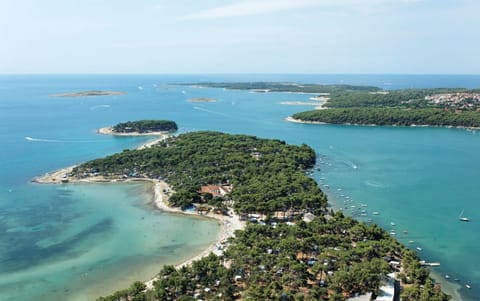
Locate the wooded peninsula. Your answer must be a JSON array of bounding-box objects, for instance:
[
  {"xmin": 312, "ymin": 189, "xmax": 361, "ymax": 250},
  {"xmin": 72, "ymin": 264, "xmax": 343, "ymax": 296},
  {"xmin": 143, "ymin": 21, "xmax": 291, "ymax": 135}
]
[
  {"xmin": 292, "ymin": 108, "xmax": 480, "ymax": 128},
  {"xmin": 73, "ymin": 131, "xmax": 450, "ymax": 301},
  {"xmin": 189, "ymin": 82, "xmax": 480, "ymax": 128},
  {"xmin": 185, "ymin": 82, "xmax": 380, "ymax": 94}
]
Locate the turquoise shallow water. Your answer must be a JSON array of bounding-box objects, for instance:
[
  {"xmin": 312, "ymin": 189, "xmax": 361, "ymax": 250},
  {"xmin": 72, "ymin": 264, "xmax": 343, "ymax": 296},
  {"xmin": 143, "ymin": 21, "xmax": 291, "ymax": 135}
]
[
  {"xmin": 1, "ymin": 74, "xmax": 480, "ymax": 300},
  {"xmin": 0, "ymin": 183, "xmax": 219, "ymax": 301}
]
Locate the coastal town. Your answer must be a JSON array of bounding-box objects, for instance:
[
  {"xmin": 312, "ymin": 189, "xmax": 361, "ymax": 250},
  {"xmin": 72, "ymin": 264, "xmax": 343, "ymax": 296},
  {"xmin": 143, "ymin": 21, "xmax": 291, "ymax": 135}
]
[{"xmin": 425, "ymin": 92, "xmax": 480, "ymax": 110}]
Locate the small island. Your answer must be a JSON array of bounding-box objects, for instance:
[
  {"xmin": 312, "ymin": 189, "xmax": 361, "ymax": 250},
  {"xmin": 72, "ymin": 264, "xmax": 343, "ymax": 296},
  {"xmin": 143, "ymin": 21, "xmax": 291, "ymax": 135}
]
[
  {"xmin": 111, "ymin": 120, "xmax": 178, "ymax": 134},
  {"xmin": 98, "ymin": 120, "xmax": 178, "ymax": 136},
  {"xmin": 53, "ymin": 90, "xmax": 126, "ymax": 97},
  {"xmin": 187, "ymin": 97, "xmax": 217, "ymax": 103}
]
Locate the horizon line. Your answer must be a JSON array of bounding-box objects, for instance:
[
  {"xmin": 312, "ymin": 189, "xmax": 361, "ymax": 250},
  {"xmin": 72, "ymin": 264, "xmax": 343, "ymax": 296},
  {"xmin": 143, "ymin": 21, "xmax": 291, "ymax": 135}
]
[{"xmin": 2, "ymin": 72, "xmax": 480, "ymax": 76}]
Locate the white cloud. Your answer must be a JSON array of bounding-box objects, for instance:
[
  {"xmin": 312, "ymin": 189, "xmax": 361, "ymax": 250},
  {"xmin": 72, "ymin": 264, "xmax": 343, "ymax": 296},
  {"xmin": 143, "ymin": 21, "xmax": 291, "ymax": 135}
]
[
  {"xmin": 181, "ymin": 0, "xmax": 421, "ymax": 20},
  {"xmin": 182, "ymin": 0, "xmax": 319, "ymax": 20}
]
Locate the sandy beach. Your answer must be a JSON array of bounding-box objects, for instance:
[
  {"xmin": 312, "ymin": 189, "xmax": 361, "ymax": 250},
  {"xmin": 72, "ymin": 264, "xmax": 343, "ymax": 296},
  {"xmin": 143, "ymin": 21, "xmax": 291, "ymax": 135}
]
[
  {"xmin": 98, "ymin": 126, "xmax": 168, "ymax": 149},
  {"xmin": 98, "ymin": 126, "xmax": 169, "ymax": 137},
  {"xmin": 34, "ymin": 172, "xmax": 245, "ymax": 290},
  {"xmin": 145, "ymin": 180, "xmax": 245, "ymax": 289},
  {"xmin": 33, "ymin": 132, "xmax": 245, "ymax": 291},
  {"xmin": 285, "ymin": 116, "xmax": 327, "ymax": 125}
]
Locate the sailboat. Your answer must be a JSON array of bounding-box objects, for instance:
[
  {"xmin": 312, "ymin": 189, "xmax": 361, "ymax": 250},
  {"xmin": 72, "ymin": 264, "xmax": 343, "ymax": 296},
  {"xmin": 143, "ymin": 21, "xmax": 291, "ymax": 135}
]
[{"xmin": 459, "ymin": 209, "xmax": 471, "ymax": 222}]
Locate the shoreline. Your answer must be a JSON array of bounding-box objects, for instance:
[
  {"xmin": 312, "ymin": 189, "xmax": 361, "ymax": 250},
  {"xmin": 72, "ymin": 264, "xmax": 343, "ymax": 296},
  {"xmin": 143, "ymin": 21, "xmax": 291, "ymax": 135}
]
[
  {"xmin": 97, "ymin": 126, "xmax": 170, "ymax": 137},
  {"xmin": 32, "ymin": 133, "xmax": 245, "ymax": 292},
  {"xmin": 34, "ymin": 174, "xmax": 245, "ymax": 290},
  {"xmin": 324, "ymin": 191, "xmax": 466, "ymax": 301},
  {"xmin": 430, "ymin": 270, "xmax": 465, "ymax": 301},
  {"xmin": 144, "ymin": 180, "xmax": 245, "ymax": 289},
  {"xmin": 285, "ymin": 116, "xmax": 480, "ymax": 131},
  {"xmin": 32, "ymin": 129, "xmax": 169, "ymax": 185},
  {"xmin": 98, "ymin": 126, "xmax": 169, "ymax": 149}
]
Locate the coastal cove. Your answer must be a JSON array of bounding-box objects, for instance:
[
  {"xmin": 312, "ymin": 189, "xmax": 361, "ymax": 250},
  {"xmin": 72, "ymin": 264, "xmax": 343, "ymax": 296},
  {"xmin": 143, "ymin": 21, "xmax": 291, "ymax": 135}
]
[
  {"xmin": 0, "ymin": 182, "xmax": 221, "ymax": 301},
  {"xmin": 1, "ymin": 74, "xmax": 480, "ymax": 300},
  {"xmin": 30, "ymin": 126, "xmax": 245, "ymax": 299}
]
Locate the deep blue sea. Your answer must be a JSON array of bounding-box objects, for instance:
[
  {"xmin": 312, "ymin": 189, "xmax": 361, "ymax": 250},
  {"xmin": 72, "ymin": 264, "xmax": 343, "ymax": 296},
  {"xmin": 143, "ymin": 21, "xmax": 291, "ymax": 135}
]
[{"xmin": 1, "ymin": 74, "xmax": 480, "ymax": 300}]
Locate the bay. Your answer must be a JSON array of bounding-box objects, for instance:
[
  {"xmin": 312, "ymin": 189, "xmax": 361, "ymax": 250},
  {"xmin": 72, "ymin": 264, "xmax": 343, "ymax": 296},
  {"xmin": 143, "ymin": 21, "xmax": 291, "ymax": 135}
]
[{"xmin": 1, "ymin": 74, "xmax": 479, "ymax": 300}]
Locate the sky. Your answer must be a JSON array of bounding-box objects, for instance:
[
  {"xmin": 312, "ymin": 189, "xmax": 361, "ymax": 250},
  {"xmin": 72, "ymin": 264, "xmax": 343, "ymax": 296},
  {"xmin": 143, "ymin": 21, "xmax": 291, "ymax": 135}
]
[{"xmin": 1, "ymin": 0, "xmax": 479, "ymax": 74}]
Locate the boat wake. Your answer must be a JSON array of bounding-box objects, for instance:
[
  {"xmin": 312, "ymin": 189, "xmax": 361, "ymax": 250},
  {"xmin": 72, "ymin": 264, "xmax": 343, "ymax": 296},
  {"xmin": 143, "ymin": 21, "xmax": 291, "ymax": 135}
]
[
  {"xmin": 342, "ymin": 160, "xmax": 358, "ymax": 170},
  {"xmin": 25, "ymin": 137, "xmax": 99, "ymax": 143},
  {"xmin": 365, "ymin": 180, "xmax": 385, "ymax": 188},
  {"xmin": 193, "ymin": 106, "xmax": 230, "ymax": 117},
  {"xmin": 90, "ymin": 104, "xmax": 111, "ymax": 110},
  {"xmin": 25, "ymin": 136, "xmax": 63, "ymax": 143}
]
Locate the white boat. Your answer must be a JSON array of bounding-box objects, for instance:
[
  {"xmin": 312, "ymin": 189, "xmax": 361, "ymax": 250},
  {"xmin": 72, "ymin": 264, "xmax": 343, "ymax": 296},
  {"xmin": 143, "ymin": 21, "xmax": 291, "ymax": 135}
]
[
  {"xmin": 419, "ymin": 261, "xmax": 440, "ymax": 267},
  {"xmin": 416, "ymin": 247, "xmax": 422, "ymax": 251},
  {"xmin": 459, "ymin": 209, "xmax": 471, "ymax": 222},
  {"xmin": 465, "ymin": 284, "xmax": 471, "ymax": 289}
]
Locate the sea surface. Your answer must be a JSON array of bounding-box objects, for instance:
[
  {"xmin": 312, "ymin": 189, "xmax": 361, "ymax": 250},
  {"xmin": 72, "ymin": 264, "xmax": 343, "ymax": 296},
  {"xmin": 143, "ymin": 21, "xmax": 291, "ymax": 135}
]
[{"xmin": 1, "ymin": 74, "xmax": 480, "ymax": 300}]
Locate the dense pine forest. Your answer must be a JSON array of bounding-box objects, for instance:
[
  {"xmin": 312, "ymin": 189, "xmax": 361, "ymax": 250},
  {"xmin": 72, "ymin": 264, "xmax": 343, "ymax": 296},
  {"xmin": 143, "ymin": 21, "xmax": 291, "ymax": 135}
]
[
  {"xmin": 189, "ymin": 83, "xmax": 480, "ymax": 127},
  {"xmin": 73, "ymin": 131, "xmax": 326, "ymax": 213},
  {"xmin": 112, "ymin": 120, "xmax": 178, "ymax": 133},
  {"xmin": 98, "ymin": 213, "xmax": 449, "ymax": 301},
  {"xmin": 292, "ymin": 108, "xmax": 480, "ymax": 128},
  {"xmin": 76, "ymin": 131, "xmax": 451, "ymax": 301}
]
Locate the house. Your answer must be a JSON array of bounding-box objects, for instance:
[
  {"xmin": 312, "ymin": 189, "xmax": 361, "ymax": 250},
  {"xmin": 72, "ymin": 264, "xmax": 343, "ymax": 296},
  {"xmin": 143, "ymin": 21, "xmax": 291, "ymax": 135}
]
[
  {"xmin": 303, "ymin": 212, "xmax": 315, "ymax": 223},
  {"xmin": 273, "ymin": 210, "xmax": 302, "ymax": 221},
  {"xmin": 199, "ymin": 185, "xmax": 232, "ymax": 197}
]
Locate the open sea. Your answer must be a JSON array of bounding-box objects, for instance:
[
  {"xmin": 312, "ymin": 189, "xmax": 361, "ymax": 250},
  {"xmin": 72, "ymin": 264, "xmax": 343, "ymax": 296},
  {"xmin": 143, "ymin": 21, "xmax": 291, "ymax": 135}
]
[{"xmin": 1, "ymin": 74, "xmax": 480, "ymax": 300}]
